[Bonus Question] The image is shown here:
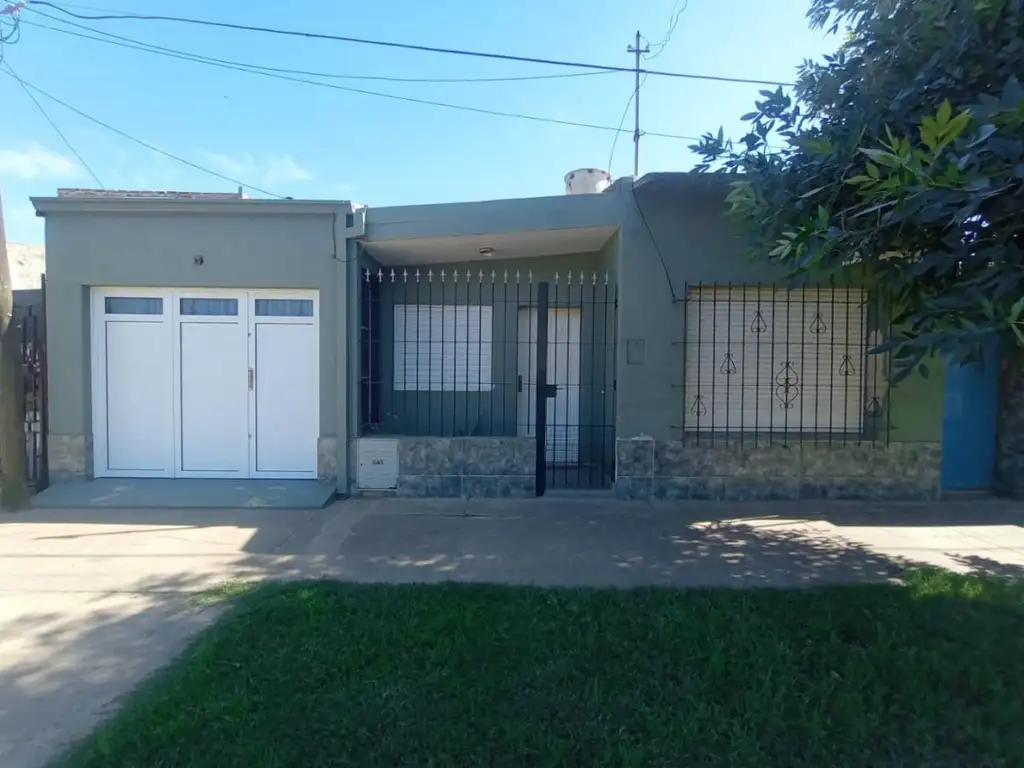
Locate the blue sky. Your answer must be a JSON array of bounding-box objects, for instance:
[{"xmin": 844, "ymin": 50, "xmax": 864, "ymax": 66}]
[{"xmin": 0, "ymin": 0, "xmax": 838, "ymax": 244}]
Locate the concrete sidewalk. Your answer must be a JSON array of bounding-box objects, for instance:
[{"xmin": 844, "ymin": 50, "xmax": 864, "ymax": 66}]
[{"xmin": 2, "ymin": 496, "xmax": 1023, "ymax": 767}]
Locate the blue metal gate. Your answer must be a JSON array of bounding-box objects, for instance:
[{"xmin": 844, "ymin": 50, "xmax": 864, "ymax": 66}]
[{"xmin": 941, "ymin": 341, "xmax": 1000, "ymax": 492}]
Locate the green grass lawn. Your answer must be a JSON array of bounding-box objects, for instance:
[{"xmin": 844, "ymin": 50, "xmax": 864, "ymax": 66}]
[{"xmin": 59, "ymin": 570, "xmax": 1024, "ymax": 768}]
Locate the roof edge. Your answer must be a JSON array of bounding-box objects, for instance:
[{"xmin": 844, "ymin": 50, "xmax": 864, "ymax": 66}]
[{"xmin": 30, "ymin": 197, "xmax": 354, "ymax": 216}]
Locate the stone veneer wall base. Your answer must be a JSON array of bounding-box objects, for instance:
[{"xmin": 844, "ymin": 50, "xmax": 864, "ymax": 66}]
[
  {"xmin": 615, "ymin": 437, "xmax": 941, "ymax": 501},
  {"xmin": 382, "ymin": 436, "xmax": 537, "ymax": 498}
]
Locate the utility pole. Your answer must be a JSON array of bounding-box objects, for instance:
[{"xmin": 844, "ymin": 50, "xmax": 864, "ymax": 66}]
[
  {"xmin": 627, "ymin": 30, "xmax": 649, "ymax": 177},
  {"xmin": 0, "ymin": 190, "xmax": 28, "ymax": 509}
]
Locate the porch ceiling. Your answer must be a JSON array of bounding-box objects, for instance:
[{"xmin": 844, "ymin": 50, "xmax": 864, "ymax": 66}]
[{"xmin": 362, "ymin": 226, "xmax": 617, "ymax": 266}]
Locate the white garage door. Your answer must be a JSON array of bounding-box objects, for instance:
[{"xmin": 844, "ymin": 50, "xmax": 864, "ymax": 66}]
[{"xmin": 91, "ymin": 288, "xmax": 319, "ymax": 479}]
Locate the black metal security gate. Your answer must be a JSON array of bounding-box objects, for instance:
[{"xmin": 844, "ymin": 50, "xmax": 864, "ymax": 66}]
[
  {"xmin": 360, "ymin": 268, "xmax": 616, "ymax": 495},
  {"xmin": 6, "ymin": 280, "xmax": 48, "ymax": 490},
  {"xmin": 532, "ymin": 279, "xmax": 617, "ymax": 494}
]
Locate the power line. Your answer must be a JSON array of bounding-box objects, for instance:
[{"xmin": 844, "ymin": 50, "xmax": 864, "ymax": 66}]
[
  {"xmin": 30, "ymin": 1, "xmax": 797, "ymax": 87},
  {"xmin": 644, "ymin": 0, "xmax": 689, "ymax": 60},
  {"xmin": 22, "ymin": 12, "xmax": 615, "ymax": 84},
  {"xmin": 0, "ymin": 1, "xmax": 24, "ymax": 64},
  {"xmin": 23, "ymin": 16, "xmax": 707, "ymax": 141},
  {"xmin": 0, "ymin": 68, "xmax": 285, "ymax": 197},
  {"xmin": 620, "ymin": 2, "xmax": 689, "ymax": 175},
  {"xmin": 607, "ymin": 73, "xmax": 646, "ymax": 174},
  {"xmin": 3, "ymin": 60, "xmax": 104, "ymax": 187}
]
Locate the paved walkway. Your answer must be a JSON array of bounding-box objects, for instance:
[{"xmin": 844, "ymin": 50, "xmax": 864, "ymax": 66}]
[{"xmin": 2, "ymin": 496, "xmax": 1023, "ymax": 767}]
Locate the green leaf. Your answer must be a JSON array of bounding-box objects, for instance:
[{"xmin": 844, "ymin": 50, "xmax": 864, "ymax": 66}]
[
  {"xmin": 866, "ymin": 162, "xmax": 879, "ymax": 178},
  {"xmin": 937, "ymin": 99, "xmax": 952, "ymax": 126},
  {"xmin": 919, "ymin": 118, "xmax": 938, "ymax": 151},
  {"xmin": 859, "ymin": 148, "xmax": 901, "ymax": 167},
  {"xmin": 1012, "ymin": 322, "xmax": 1024, "ymax": 345},
  {"xmin": 1010, "ymin": 294, "xmax": 1024, "ymax": 322},
  {"xmin": 799, "ymin": 185, "xmax": 829, "ymax": 198},
  {"xmin": 740, "ymin": 112, "xmax": 759, "ymax": 121},
  {"xmin": 944, "ymin": 111, "xmax": 972, "ymax": 142}
]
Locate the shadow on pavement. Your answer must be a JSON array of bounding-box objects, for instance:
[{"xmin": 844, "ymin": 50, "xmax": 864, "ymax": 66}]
[{"xmin": 3, "ymin": 496, "xmax": 1024, "ymax": 765}]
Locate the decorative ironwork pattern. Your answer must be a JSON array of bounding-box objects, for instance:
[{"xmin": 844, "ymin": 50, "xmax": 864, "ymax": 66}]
[
  {"xmin": 719, "ymin": 352, "xmax": 737, "ymax": 375},
  {"xmin": 690, "ymin": 394, "xmax": 708, "ymax": 416},
  {"xmin": 681, "ymin": 282, "xmax": 890, "ymax": 447},
  {"xmin": 774, "ymin": 361, "xmax": 801, "ymax": 409},
  {"xmin": 750, "ymin": 309, "xmax": 768, "ymax": 333}
]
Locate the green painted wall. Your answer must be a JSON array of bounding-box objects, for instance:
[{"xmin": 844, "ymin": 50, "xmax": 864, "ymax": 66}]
[
  {"xmin": 39, "ymin": 202, "xmax": 352, "ymax": 484},
  {"xmin": 617, "ymin": 174, "xmax": 946, "ymax": 445}
]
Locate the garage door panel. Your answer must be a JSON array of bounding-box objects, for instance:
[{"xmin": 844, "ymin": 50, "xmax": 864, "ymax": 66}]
[
  {"xmin": 93, "ymin": 288, "xmax": 319, "ymax": 480},
  {"xmin": 178, "ymin": 321, "xmax": 249, "ymax": 474},
  {"xmin": 253, "ymin": 321, "xmax": 318, "ymax": 475},
  {"xmin": 102, "ymin": 319, "xmax": 174, "ymax": 474}
]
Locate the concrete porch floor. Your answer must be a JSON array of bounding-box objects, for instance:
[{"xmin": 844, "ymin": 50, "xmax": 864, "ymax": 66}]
[
  {"xmin": 30, "ymin": 478, "xmax": 336, "ymax": 510},
  {"xmin": 2, "ymin": 496, "xmax": 1024, "ymax": 767}
]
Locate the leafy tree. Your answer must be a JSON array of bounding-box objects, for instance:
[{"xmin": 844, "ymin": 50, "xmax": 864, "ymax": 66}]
[{"xmin": 692, "ymin": 0, "xmax": 1024, "ymax": 376}]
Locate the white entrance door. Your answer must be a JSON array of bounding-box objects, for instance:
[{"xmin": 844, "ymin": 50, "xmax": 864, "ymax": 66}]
[
  {"xmin": 516, "ymin": 307, "xmax": 581, "ymax": 465},
  {"xmin": 174, "ymin": 292, "xmax": 250, "ymax": 477},
  {"xmin": 92, "ymin": 288, "xmax": 319, "ymax": 479}
]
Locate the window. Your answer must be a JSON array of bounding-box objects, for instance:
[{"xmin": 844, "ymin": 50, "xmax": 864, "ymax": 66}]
[
  {"xmin": 684, "ymin": 286, "xmax": 867, "ymax": 432},
  {"xmin": 393, "ymin": 304, "xmax": 493, "ymax": 391},
  {"xmin": 105, "ymin": 297, "xmax": 163, "ymax": 315},
  {"xmin": 180, "ymin": 298, "xmax": 238, "ymax": 316},
  {"xmin": 255, "ymin": 299, "xmax": 314, "ymax": 317}
]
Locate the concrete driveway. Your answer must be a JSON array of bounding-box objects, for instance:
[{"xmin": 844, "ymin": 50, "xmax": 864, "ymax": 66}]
[{"xmin": 2, "ymin": 496, "xmax": 1023, "ymax": 767}]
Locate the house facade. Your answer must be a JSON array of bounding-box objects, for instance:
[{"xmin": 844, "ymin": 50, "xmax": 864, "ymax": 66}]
[{"xmin": 32, "ymin": 174, "xmax": 997, "ymax": 501}]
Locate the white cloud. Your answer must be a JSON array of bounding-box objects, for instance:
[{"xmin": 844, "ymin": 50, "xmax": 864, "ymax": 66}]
[
  {"xmin": 201, "ymin": 152, "xmax": 313, "ymax": 187},
  {"xmin": 0, "ymin": 145, "xmax": 80, "ymax": 179}
]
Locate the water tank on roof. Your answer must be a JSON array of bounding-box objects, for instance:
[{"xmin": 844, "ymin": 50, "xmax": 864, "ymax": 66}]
[{"xmin": 564, "ymin": 168, "xmax": 612, "ymax": 195}]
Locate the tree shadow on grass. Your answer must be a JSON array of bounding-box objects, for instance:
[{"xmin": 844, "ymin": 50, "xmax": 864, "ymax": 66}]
[
  {"xmin": 30, "ymin": 569, "xmax": 1024, "ymax": 768},
  {"xmin": 949, "ymin": 553, "xmax": 1024, "ymax": 580}
]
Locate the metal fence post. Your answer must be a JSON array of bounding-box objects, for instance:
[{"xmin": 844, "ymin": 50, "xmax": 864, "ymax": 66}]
[
  {"xmin": 39, "ymin": 274, "xmax": 49, "ymax": 489},
  {"xmin": 535, "ymin": 281, "xmax": 549, "ymax": 496}
]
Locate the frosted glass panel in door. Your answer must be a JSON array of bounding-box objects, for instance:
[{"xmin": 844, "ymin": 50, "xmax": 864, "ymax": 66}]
[
  {"xmin": 253, "ymin": 322, "xmax": 318, "ymax": 474},
  {"xmin": 178, "ymin": 321, "xmax": 249, "ymax": 473}
]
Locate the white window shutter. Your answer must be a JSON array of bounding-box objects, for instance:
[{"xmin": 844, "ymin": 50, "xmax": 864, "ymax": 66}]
[
  {"xmin": 394, "ymin": 304, "xmax": 493, "ymax": 391},
  {"xmin": 684, "ymin": 287, "xmax": 866, "ymax": 433}
]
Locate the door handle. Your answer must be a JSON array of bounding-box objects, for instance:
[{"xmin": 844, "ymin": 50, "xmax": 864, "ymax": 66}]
[
  {"xmin": 248, "ymin": 367, "xmax": 254, "ymax": 391},
  {"xmin": 517, "ymin": 375, "xmax": 523, "ymax": 393}
]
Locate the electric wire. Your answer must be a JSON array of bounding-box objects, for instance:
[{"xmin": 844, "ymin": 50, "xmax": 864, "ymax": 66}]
[
  {"xmin": 30, "ymin": 1, "xmax": 797, "ymax": 87},
  {"xmin": 607, "ymin": 74, "xmax": 647, "ymax": 173},
  {"xmin": 0, "ymin": 67, "xmax": 285, "ymax": 197},
  {"xmin": 644, "ymin": 0, "xmax": 689, "ymax": 60},
  {"xmin": 3, "ymin": 60, "xmax": 104, "ymax": 187},
  {"xmin": 22, "ymin": 16, "xmax": 707, "ymax": 141},
  {"xmin": 23, "ymin": 11, "xmax": 616, "ymax": 84}
]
